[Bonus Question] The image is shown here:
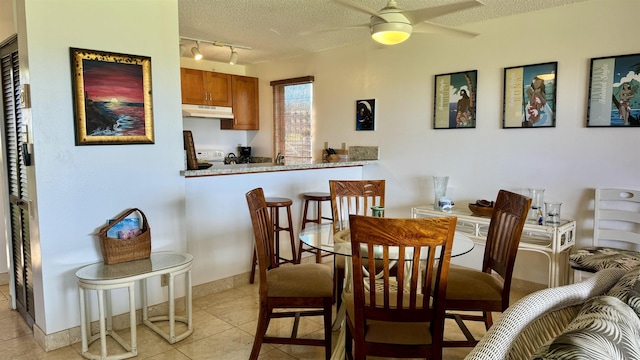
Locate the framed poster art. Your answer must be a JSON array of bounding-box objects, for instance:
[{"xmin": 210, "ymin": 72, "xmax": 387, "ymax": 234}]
[
  {"xmin": 356, "ymin": 99, "xmax": 375, "ymax": 131},
  {"xmin": 70, "ymin": 48, "xmax": 154, "ymax": 145},
  {"xmin": 587, "ymin": 53, "xmax": 640, "ymax": 127},
  {"xmin": 503, "ymin": 61, "xmax": 557, "ymax": 128},
  {"xmin": 433, "ymin": 70, "xmax": 477, "ymax": 129}
]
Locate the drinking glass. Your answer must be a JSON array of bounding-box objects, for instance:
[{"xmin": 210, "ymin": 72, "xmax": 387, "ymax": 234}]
[
  {"xmin": 371, "ymin": 206, "xmax": 384, "ymax": 217},
  {"xmin": 433, "ymin": 176, "xmax": 449, "ymax": 210},
  {"xmin": 528, "ymin": 189, "xmax": 545, "ymax": 221},
  {"xmin": 545, "ymin": 201, "xmax": 562, "ymax": 224}
]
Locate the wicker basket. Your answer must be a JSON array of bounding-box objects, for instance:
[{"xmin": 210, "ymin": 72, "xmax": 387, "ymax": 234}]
[{"xmin": 98, "ymin": 208, "xmax": 151, "ymax": 264}]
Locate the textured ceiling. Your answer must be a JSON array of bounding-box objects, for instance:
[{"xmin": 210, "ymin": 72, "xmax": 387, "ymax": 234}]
[{"xmin": 178, "ymin": 0, "xmax": 589, "ymax": 65}]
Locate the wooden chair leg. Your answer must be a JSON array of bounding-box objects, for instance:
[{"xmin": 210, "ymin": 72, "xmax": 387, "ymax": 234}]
[
  {"xmin": 250, "ymin": 306, "xmax": 270, "ymax": 360},
  {"xmin": 323, "ymin": 298, "xmax": 332, "ymax": 360},
  {"xmin": 484, "ymin": 311, "xmax": 493, "ymax": 329}
]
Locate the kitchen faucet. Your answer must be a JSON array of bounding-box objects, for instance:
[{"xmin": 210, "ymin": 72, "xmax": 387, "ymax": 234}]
[{"xmin": 275, "ymin": 153, "xmax": 285, "ymax": 165}]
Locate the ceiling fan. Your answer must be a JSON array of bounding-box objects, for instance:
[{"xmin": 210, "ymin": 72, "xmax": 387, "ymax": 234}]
[{"xmin": 332, "ymin": 0, "xmax": 484, "ymax": 45}]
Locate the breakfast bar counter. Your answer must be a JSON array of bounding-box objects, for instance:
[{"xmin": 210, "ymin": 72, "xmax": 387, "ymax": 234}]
[
  {"xmin": 180, "ymin": 160, "xmax": 376, "ymax": 177},
  {"xmin": 183, "ymin": 161, "xmax": 376, "ymax": 288}
]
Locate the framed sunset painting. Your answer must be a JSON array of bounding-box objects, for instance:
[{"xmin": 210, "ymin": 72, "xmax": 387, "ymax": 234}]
[{"xmin": 70, "ymin": 48, "xmax": 154, "ymax": 145}]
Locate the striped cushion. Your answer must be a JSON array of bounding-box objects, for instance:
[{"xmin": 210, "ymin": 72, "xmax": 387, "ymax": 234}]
[{"xmin": 569, "ymin": 247, "xmax": 640, "ymax": 272}]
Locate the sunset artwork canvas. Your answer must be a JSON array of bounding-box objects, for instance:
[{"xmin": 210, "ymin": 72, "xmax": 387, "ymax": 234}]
[{"xmin": 71, "ymin": 48, "xmax": 154, "ymax": 145}]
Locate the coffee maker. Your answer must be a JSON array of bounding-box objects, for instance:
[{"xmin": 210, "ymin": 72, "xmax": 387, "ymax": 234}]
[{"xmin": 239, "ymin": 146, "xmax": 252, "ymax": 163}]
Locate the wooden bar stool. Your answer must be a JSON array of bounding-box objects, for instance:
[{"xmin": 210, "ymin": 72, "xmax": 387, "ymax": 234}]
[
  {"xmin": 250, "ymin": 197, "xmax": 298, "ymax": 283},
  {"xmin": 298, "ymin": 192, "xmax": 333, "ymax": 263}
]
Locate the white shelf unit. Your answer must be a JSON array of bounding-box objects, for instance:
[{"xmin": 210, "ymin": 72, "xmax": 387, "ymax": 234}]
[{"xmin": 411, "ymin": 206, "xmax": 576, "ymax": 287}]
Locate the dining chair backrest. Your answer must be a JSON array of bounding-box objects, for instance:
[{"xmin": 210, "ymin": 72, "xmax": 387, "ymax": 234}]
[
  {"xmin": 246, "ymin": 187, "xmax": 279, "ymax": 283},
  {"xmin": 329, "ymin": 179, "xmax": 385, "ymax": 233},
  {"xmin": 347, "ymin": 214, "xmax": 457, "ymax": 358},
  {"xmin": 483, "ymin": 189, "xmax": 531, "ymax": 308},
  {"xmin": 593, "ymin": 188, "xmax": 640, "ymax": 250}
]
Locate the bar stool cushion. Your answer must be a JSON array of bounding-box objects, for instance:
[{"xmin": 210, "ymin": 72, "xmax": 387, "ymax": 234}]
[{"xmin": 267, "ymin": 263, "xmax": 333, "ymax": 297}]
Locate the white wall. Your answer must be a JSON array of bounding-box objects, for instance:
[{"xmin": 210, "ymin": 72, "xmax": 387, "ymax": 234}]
[
  {"xmin": 247, "ymin": 0, "xmax": 640, "ymax": 283},
  {"xmin": 16, "ymin": 0, "xmax": 185, "ymax": 334}
]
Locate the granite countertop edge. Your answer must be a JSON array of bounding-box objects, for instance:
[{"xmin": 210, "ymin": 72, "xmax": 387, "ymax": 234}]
[{"xmin": 181, "ymin": 160, "xmax": 378, "ymax": 177}]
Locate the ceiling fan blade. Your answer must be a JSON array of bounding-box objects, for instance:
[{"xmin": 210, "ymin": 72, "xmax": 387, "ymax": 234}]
[
  {"xmin": 332, "ymin": 0, "xmax": 379, "ymax": 17},
  {"xmin": 412, "ymin": 21, "xmax": 479, "ymax": 38},
  {"xmin": 299, "ymin": 23, "xmax": 369, "ymax": 36},
  {"xmin": 402, "ymin": 0, "xmax": 484, "ymax": 24}
]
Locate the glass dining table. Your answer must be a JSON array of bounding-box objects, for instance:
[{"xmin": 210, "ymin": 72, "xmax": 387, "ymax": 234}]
[{"xmin": 298, "ymin": 222, "xmax": 475, "ymax": 360}]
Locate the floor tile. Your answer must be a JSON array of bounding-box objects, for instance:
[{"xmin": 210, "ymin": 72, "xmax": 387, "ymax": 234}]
[{"xmin": 0, "ymin": 278, "xmax": 541, "ymax": 359}]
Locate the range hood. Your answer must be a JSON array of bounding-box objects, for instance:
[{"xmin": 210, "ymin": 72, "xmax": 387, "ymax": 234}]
[{"xmin": 182, "ymin": 104, "xmax": 234, "ymax": 119}]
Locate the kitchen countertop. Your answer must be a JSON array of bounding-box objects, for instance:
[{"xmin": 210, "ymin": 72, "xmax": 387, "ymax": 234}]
[{"xmin": 180, "ymin": 160, "xmax": 377, "ymax": 177}]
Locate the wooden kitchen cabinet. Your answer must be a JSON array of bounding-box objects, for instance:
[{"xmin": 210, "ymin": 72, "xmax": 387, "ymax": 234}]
[
  {"xmin": 221, "ymin": 75, "xmax": 259, "ymax": 130},
  {"xmin": 180, "ymin": 68, "xmax": 232, "ymax": 107}
]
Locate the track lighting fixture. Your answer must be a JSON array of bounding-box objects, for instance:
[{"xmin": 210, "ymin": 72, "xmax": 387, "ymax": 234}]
[
  {"xmin": 229, "ymin": 47, "xmax": 238, "ymax": 65},
  {"xmin": 179, "ymin": 36, "xmax": 251, "ymax": 63},
  {"xmin": 191, "ymin": 41, "xmax": 203, "ymax": 60}
]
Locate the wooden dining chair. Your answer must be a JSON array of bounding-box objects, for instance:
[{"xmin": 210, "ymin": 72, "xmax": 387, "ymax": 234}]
[
  {"xmin": 440, "ymin": 189, "xmax": 531, "ymax": 348},
  {"xmin": 344, "ymin": 214, "xmax": 457, "ymax": 360},
  {"xmin": 329, "ymin": 179, "xmax": 386, "ymax": 308},
  {"xmin": 245, "ymin": 188, "xmax": 333, "ymax": 360}
]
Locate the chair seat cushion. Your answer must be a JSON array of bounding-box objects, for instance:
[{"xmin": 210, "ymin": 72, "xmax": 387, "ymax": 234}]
[
  {"xmin": 344, "ymin": 292, "xmax": 433, "ymax": 345},
  {"xmin": 530, "ymin": 295, "xmax": 640, "ymax": 360},
  {"xmin": 267, "ymin": 263, "xmax": 333, "ymax": 297},
  {"xmin": 444, "ymin": 265, "xmax": 504, "ymax": 303},
  {"xmin": 569, "ymin": 247, "xmax": 640, "ymax": 272}
]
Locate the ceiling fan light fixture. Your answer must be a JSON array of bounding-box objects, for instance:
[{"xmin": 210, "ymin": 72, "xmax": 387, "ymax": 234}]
[
  {"xmin": 370, "ymin": 20, "xmax": 412, "ymax": 45},
  {"xmin": 191, "ymin": 41, "xmax": 203, "ymax": 60}
]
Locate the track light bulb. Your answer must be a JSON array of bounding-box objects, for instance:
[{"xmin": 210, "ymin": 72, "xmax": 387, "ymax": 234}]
[
  {"xmin": 229, "ymin": 48, "xmax": 238, "ymax": 65},
  {"xmin": 192, "ymin": 41, "xmax": 203, "ymax": 60}
]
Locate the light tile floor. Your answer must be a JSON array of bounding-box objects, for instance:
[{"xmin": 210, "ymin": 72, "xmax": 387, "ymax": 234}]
[{"xmin": 0, "ymin": 277, "xmax": 538, "ymax": 360}]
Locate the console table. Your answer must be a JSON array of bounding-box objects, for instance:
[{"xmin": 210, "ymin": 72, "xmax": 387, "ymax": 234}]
[
  {"xmin": 76, "ymin": 251, "xmax": 193, "ymax": 360},
  {"xmin": 411, "ymin": 206, "xmax": 575, "ymax": 287}
]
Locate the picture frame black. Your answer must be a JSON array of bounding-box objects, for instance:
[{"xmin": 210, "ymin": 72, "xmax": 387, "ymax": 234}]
[
  {"xmin": 502, "ymin": 61, "xmax": 557, "ymax": 128},
  {"xmin": 587, "ymin": 53, "xmax": 640, "ymax": 127},
  {"xmin": 433, "ymin": 70, "xmax": 477, "ymax": 129},
  {"xmin": 70, "ymin": 48, "xmax": 154, "ymax": 145},
  {"xmin": 356, "ymin": 99, "xmax": 375, "ymax": 131}
]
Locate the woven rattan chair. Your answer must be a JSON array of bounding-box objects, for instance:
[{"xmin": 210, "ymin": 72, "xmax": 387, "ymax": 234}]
[
  {"xmin": 464, "ymin": 268, "xmax": 626, "ymax": 360},
  {"xmin": 441, "ymin": 189, "xmax": 531, "ymax": 348},
  {"xmin": 344, "ymin": 214, "xmax": 457, "ymax": 360},
  {"xmin": 245, "ymin": 187, "xmax": 333, "ymax": 360}
]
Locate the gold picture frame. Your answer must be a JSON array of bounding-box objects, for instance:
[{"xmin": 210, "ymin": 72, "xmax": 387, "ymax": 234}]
[{"xmin": 71, "ymin": 48, "xmax": 154, "ymax": 145}]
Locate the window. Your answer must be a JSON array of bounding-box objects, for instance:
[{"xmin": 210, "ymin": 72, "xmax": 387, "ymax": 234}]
[{"xmin": 271, "ymin": 76, "xmax": 314, "ymax": 162}]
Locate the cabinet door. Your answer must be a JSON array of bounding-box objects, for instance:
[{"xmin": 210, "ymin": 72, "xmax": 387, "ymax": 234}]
[
  {"xmin": 229, "ymin": 75, "xmax": 259, "ymax": 130},
  {"xmin": 180, "ymin": 68, "xmax": 206, "ymax": 105},
  {"xmin": 205, "ymin": 72, "xmax": 232, "ymax": 107}
]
